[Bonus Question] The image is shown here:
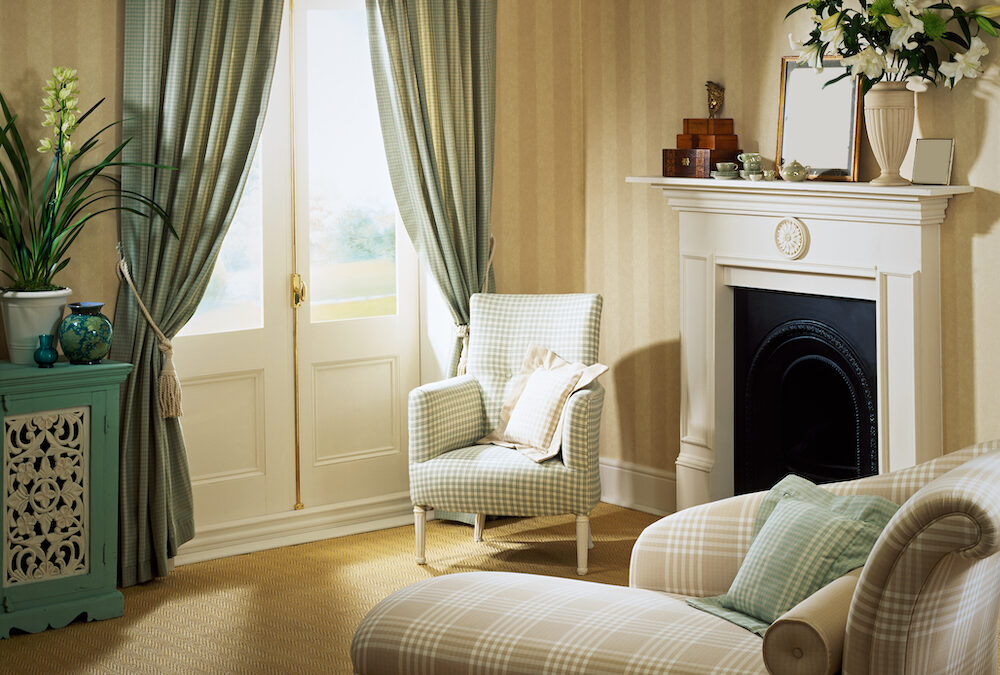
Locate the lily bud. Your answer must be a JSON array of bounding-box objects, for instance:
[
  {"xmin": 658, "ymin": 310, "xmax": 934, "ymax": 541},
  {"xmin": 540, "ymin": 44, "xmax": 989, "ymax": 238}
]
[
  {"xmin": 976, "ymin": 5, "xmax": 1000, "ymax": 17},
  {"xmin": 821, "ymin": 12, "xmax": 842, "ymax": 31}
]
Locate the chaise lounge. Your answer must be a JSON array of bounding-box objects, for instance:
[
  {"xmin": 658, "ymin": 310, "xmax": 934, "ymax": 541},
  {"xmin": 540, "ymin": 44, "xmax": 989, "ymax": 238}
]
[{"xmin": 352, "ymin": 440, "xmax": 1000, "ymax": 674}]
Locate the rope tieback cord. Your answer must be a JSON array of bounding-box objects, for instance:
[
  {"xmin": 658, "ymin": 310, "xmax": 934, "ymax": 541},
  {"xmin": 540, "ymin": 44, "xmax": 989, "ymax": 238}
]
[
  {"xmin": 455, "ymin": 234, "xmax": 495, "ymax": 377},
  {"xmin": 117, "ymin": 250, "xmax": 183, "ymax": 418}
]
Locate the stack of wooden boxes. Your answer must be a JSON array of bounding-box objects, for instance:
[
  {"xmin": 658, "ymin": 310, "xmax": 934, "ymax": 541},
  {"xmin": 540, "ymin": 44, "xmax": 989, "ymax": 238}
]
[{"xmin": 662, "ymin": 118, "xmax": 740, "ymax": 178}]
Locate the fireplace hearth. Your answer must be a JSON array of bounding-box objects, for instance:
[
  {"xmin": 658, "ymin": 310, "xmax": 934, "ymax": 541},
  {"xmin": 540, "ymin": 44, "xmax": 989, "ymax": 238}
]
[{"xmin": 733, "ymin": 288, "xmax": 877, "ymax": 494}]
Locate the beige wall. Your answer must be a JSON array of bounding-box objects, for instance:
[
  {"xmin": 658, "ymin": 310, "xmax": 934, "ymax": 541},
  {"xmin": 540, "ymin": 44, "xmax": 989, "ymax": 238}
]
[
  {"xmin": 6, "ymin": 1, "xmax": 997, "ymax": 471},
  {"xmin": 0, "ymin": 0, "xmax": 124, "ymax": 359},
  {"xmin": 492, "ymin": 0, "xmax": 585, "ymax": 293},
  {"xmin": 494, "ymin": 0, "xmax": 1000, "ymax": 477}
]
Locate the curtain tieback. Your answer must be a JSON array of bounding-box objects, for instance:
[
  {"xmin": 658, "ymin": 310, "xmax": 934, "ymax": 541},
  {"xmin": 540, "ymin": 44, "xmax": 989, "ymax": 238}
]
[
  {"xmin": 456, "ymin": 324, "xmax": 471, "ymax": 376},
  {"xmin": 117, "ymin": 251, "xmax": 183, "ymax": 418}
]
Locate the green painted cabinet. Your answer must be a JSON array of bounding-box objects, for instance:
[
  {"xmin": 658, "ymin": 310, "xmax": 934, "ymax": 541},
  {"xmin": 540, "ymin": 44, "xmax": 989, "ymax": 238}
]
[{"xmin": 0, "ymin": 360, "xmax": 131, "ymax": 637}]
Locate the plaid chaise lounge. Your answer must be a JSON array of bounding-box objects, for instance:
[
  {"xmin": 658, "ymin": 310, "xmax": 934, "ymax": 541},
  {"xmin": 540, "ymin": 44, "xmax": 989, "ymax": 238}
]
[{"xmin": 353, "ymin": 440, "xmax": 1000, "ymax": 674}]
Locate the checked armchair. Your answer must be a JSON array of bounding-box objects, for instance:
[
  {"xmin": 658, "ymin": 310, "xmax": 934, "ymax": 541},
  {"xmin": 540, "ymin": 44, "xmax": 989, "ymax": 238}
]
[{"xmin": 408, "ymin": 293, "xmax": 604, "ymax": 574}]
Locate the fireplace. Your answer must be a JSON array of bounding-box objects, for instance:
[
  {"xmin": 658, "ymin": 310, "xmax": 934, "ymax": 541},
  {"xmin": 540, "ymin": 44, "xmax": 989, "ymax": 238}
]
[
  {"xmin": 733, "ymin": 288, "xmax": 877, "ymax": 494},
  {"xmin": 629, "ymin": 175, "xmax": 970, "ymax": 510}
]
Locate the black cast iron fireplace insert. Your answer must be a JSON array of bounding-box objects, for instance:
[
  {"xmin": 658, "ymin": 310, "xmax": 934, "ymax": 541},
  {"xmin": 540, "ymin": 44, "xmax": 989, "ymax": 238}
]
[{"xmin": 734, "ymin": 288, "xmax": 878, "ymax": 494}]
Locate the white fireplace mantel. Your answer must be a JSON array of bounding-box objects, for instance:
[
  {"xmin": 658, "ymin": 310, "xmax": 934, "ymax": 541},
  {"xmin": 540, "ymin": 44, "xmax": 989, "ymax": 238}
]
[{"xmin": 628, "ymin": 176, "xmax": 973, "ymax": 510}]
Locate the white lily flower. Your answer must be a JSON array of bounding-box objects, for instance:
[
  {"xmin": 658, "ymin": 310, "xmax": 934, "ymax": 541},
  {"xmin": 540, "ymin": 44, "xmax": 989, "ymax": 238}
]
[
  {"xmin": 968, "ymin": 35, "xmax": 990, "ymax": 59},
  {"xmin": 819, "ymin": 13, "xmax": 846, "ymax": 52},
  {"xmin": 790, "ymin": 34, "xmax": 825, "ymax": 70},
  {"xmin": 843, "ymin": 47, "xmax": 886, "ymax": 79},
  {"xmin": 940, "ymin": 37, "xmax": 989, "ymax": 86},
  {"xmin": 886, "ymin": 11, "xmax": 923, "ymax": 50},
  {"xmin": 905, "ymin": 75, "xmax": 930, "ymax": 91}
]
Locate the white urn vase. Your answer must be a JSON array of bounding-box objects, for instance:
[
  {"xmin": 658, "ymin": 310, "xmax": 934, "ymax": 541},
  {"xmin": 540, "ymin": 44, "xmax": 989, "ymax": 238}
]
[
  {"xmin": 864, "ymin": 81, "xmax": 915, "ymax": 186},
  {"xmin": 0, "ymin": 288, "xmax": 72, "ymax": 365}
]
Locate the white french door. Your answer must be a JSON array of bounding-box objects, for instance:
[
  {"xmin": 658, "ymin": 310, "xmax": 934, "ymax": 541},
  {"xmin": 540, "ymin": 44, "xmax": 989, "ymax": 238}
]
[
  {"xmin": 292, "ymin": 0, "xmax": 418, "ymax": 507},
  {"xmin": 173, "ymin": 0, "xmax": 418, "ymax": 546}
]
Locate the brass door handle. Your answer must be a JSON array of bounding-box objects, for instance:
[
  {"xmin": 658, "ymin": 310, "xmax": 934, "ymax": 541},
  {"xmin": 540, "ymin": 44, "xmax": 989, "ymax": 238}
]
[{"xmin": 291, "ymin": 273, "xmax": 307, "ymax": 309}]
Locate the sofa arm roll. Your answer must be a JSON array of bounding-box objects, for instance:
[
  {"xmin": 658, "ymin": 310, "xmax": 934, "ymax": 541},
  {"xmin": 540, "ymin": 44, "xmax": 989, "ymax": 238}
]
[
  {"xmin": 843, "ymin": 448, "xmax": 1000, "ymax": 674},
  {"xmin": 763, "ymin": 568, "xmax": 861, "ymax": 675},
  {"xmin": 629, "ymin": 490, "xmax": 767, "ymax": 596},
  {"xmin": 408, "ymin": 375, "xmax": 486, "ymax": 464}
]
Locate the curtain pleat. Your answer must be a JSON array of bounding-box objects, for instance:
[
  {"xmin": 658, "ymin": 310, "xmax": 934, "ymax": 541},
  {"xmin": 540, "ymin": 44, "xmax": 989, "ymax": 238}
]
[
  {"xmin": 366, "ymin": 0, "xmax": 497, "ymax": 377},
  {"xmin": 113, "ymin": 0, "xmax": 283, "ymax": 586}
]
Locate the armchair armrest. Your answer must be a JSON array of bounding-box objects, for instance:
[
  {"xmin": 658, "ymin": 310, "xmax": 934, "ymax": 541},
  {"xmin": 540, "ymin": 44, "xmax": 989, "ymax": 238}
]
[
  {"xmin": 843, "ymin": 448, "xmax": 1000, "ymax": 674},
  {"xmin": 560, "ymin": 383, "xmax": 604, "ymax": 473},
  {"xmin": 629, "ymin": 490, "xmax": 767, "ymax": 597},
  {"xmin": 408, "ymin": 375, "xmax": 486, "ymax": 464}
]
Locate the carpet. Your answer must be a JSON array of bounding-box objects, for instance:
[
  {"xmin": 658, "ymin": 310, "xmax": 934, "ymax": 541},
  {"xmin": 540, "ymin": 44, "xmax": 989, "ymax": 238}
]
[{"xmin": 0, "ymin": 503, "xmax": 657, "ymax": 673}]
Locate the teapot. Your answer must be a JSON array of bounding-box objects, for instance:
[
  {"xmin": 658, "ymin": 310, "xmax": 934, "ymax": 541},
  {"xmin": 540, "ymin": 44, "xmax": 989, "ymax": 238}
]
[{"xmin": 780, "ymin": 159, "xmax": 812, "ymax": 182}]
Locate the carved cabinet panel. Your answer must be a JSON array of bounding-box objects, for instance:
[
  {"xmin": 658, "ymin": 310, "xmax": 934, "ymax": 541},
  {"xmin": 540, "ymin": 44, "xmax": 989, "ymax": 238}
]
[{"xmin": 0, "ymin": 360, "xmax": 131, "ymax": 638}]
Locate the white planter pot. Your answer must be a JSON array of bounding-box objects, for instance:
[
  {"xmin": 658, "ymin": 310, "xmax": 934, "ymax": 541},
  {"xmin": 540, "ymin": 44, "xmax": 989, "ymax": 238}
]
[
  {"xmin": 864, "ymin": 81, "xmax": 915, "ymax": 186},
  {"xmin": 0, "ymin": 288, "xmax": 73, "ymax": 365}
]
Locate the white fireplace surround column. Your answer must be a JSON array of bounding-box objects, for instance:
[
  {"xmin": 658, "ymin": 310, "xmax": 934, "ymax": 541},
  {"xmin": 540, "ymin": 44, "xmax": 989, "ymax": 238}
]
[{"xmin": 628, "ymin": 177, "xmax": 972, "ymax": 510}]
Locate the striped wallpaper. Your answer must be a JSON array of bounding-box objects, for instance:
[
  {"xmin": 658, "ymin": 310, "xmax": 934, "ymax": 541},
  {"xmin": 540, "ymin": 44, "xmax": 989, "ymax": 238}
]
[
  {"xmin": 3, "ymin": 0, "xmax": 999, "ymax": 481},
  {"xmin": 494, "ymin": 0, "xmax": 1000, "ymax": 477},
  {"xmin": 0, "ymin": 0, "xmax": 124, "ymax": 360}
]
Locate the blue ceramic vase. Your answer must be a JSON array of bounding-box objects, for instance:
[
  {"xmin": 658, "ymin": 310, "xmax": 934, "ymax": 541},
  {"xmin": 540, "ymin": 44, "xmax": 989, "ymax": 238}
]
[
  {"xmin": 33, "ymin": 334, "xmax": 59, "ymax": 368},
  {"xmin": 58, "ymin": 302, "xmax": 113, "ymax": 365}
]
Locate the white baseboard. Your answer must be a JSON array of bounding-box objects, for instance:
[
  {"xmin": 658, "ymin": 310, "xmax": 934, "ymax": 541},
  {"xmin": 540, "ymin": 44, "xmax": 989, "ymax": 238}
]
[
  {"xmin": 176, "ymin": 491, "xmax": 413, "ymax": 565},
  {"xmin": 600, "ymin": 458, "xmax": 676, "ymax": 516}
]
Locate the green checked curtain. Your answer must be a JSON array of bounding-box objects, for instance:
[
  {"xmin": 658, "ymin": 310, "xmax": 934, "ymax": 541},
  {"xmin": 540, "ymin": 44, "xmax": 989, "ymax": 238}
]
[
  {"xmin": 366, "ymin": 0, "xmax": 497, "ymax": 377},
  {"xmin": 112, "ymin": 0, "xmax": 283, "ymax": 586}
]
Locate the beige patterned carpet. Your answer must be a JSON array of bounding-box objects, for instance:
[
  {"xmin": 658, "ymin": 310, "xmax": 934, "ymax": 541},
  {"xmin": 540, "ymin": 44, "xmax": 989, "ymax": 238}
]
[{"xmin": 0, "ymin": 503, "xmax": 657, "ymax": 673}]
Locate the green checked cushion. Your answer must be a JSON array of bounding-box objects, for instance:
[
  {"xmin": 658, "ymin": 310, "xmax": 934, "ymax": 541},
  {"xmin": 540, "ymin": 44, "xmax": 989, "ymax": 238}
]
[{"xmin": 688, "ymin": 474, "xmax": 899, "ymax": 634}]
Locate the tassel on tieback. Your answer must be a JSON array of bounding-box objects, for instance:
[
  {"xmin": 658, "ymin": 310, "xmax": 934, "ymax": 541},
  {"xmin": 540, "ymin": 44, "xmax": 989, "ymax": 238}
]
[{"xmin": 157, "ymin": 340, "xmax": 183, "ymax": 418}]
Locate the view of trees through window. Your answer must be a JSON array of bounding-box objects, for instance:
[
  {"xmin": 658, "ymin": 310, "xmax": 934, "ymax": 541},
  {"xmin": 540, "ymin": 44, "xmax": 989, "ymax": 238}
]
[{"xmin": 307, "ymin": 5, "xmax": 397, "ymax": 322}]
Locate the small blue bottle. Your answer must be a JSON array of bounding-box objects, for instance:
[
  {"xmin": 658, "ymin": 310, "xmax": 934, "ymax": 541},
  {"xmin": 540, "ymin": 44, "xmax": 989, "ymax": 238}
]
[{"xmin": 33, "ymin": 334, "xmax": 58, "ymax": 368}]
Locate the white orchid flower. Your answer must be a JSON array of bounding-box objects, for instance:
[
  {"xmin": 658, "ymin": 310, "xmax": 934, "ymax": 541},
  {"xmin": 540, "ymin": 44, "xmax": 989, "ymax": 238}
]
[
  {"xmin": 843, "ymin": 47, "xmax": 886, "ymax": 79},
  {"xmin": 37, "ymin": 137, "xmax": 53, "ymax": 153}
]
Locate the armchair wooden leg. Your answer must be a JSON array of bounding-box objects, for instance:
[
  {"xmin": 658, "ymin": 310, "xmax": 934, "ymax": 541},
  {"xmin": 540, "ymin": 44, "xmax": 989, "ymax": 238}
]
[
  {"xmin": 576, "ymin": 514, "xmax": 590, "ymax": 575},
  {"xmin": 473, "ymin": 513, "xmax": 486, "ymax": 542},
  {"xmin": 414, "ymin": 506, "xmax": 427, "ymax": 565}
]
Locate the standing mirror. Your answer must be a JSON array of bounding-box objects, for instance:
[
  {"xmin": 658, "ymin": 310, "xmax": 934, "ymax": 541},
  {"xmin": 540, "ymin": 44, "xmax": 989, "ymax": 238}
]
[{"xmin": 776, "ymin": 56, "xmax": 863, "ymax": 181}]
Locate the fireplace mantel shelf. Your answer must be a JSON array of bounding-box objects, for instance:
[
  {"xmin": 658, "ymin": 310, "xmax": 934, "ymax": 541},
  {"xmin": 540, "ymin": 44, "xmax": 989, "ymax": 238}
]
[
  {"xmin": 632, "ymin": 175, "xmax": 969, "ymax": 510},
  {"xmin": 627, "ymin": 177, "xmax": 973, "ymax": 226}
]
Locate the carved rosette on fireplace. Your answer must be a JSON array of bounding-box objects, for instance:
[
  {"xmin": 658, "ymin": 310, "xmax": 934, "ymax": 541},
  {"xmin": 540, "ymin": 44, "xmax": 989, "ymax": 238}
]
[{"xmin": 628, "ymin": 176, "xmax": 972, "ymax": 510}]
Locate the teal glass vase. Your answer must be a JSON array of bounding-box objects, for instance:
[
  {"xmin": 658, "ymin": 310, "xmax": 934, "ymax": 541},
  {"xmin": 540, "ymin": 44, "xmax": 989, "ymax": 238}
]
[
  {"xmin": 33, "ymin": 334, "xmax": 59, "ymax": 368},
  {"xmin": 59, "ymin": 302, "xmax": 113, "ymax": 365}
]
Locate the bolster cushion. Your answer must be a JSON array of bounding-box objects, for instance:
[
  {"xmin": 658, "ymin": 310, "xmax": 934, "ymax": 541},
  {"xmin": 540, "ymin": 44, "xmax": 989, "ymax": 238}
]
[{"xmin": 762, "ymin": 568, "xmax": 861, "ymax": 675}]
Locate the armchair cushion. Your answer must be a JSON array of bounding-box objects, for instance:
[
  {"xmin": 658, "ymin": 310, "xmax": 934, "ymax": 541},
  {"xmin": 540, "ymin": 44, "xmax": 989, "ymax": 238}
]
[
  {"xmin": 689, "ymin": 474, "xmax": 897, "ymax": 632},
  {"xmin": 481, "ymin": 344, "xmax": 607, "ymax": 462}
]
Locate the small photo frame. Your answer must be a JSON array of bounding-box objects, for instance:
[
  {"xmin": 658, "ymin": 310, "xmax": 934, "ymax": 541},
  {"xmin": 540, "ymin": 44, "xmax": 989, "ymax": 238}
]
[{"xmin": 911, "ymin": 138, "xmax": 954, "ymax": 185}]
